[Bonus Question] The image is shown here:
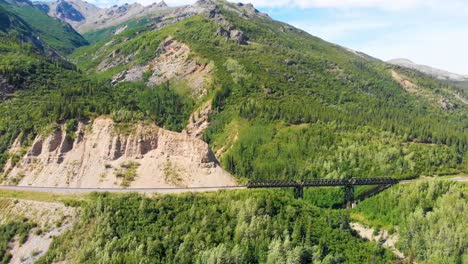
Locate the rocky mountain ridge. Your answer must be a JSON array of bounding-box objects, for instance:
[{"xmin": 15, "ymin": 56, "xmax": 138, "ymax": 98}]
[
  {"xmin": 34, "ymin": 0, "xmax": 173, "ymax": 33},
  {"xmin": 388, "ymin": 58, "xmax": 468, "ymax": 82}
]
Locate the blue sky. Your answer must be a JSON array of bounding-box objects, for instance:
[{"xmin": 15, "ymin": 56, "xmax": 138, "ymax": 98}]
[
  {"xmin": 54, "ymin": 0, "xmax": 468, "ymax": 74},
  {"xmin": 256, "ymin": 2, "xmax": 468, "ymax": 75}
]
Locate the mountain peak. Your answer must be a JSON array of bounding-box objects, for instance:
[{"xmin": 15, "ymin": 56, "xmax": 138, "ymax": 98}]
[
  {"xmin": 34, "ymin": 0, "xmax": 172, "ymax": 33},
  {"xmin": 153, "ymin": 0, "xmax": 167, "ymax": 8},
  {"xmin": 1, "ymin": 0, "xmax": 33, "ymax": 7}
]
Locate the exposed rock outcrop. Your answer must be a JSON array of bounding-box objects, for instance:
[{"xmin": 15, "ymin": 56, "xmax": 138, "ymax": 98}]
[
  {"xmin": 185, "ymin": 101, "xmax": 213, "ymax": 139},
  {"xmin": 350, "ymin": 222, "xmax": 405, "ymax": 259},
  {"xmin": 4, "ymin": 117, "xmax": 235, "ymax": 188},
  {"xmin": 147, "ymin": 0, "xmax": 252, "ymax": 45},
  {"xmin": 216, "ymin": 26, "xmax": 248, "ymax": 45},
  {"xmin": 112, "ymin": 37, "xmax": 213, "ymax": 98},
  {"xmin": 438, "ymin": 98, "xmax": 455, "ymax": 111},
  {"xmin": 34, "ymin": 0, "xmax": 172, "ymax": 33}
]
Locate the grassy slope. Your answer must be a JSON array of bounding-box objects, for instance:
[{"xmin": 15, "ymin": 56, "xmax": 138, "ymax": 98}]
[
  {"xmin": 83, "ymin": 17, "xmax": 151, "ymax": 44},
  {"xmin": 69, "ymin": 9, "xmax": 468, "ymax": 181},
  {"xmin": 0, "ymin": 0, "xmax": 87, "ymax": 54}
]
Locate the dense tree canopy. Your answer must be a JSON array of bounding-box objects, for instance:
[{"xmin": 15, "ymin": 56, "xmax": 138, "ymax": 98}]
[{"xmin": 39, "ymin": 190, "xmax": 395, "ymax": 263}]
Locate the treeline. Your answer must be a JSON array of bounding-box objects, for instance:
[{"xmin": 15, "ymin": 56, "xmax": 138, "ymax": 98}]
[{"xmin": 39, "ymin": 190, "xmax": 395, "ymax": 263}]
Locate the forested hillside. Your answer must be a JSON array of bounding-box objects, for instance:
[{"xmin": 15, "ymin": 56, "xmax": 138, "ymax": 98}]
[
  {"xmin": 69, "ymin": 0, "xmax": 468, "ymax": 182},
  {"xmin": 0, "ymin": 0, "xmax": 466, "ymax": 262},
  {"xmin": 354, "ymin": 179, "xmax": 467, "ymax": 263},
  {"xmin": 1, "ymin": 0, "xmax": 466, "ymax": 182},
  {"xmin": 0, "ymin": 6, "xmax": 193, "ymax": 172},
  {"xmin": 38, "ymin": 190, "xmax": 396, "ymax": 263}
]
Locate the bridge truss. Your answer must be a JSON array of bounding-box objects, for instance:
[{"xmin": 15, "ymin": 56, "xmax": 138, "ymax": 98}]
[{"xmin": 247, "ymin": 178, "xmax": 399, "ymax": 207}]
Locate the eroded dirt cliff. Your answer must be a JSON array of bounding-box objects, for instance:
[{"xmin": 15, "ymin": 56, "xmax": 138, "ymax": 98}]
[{"xmin": 3, "ymin": 117, "xmax": 235, "ymax": 188}]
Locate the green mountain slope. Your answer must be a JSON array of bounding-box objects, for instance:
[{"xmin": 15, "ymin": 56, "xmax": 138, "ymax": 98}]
[
  {"xmin": 69, "ymin": 0, "xmax": 467, "ymax": 181},
  {"xmin": 0, "ymin": 0, "xmax": 88, "ymax": 54},
  {"xmin": 0, "ymin": 5, "xmax": 71, "ymax": 99},
  {"xmin": 0, "ymin": 7, "xmax": 191, "ymax": 170},
  {"xmin": 0, "ymin": 1, "xmax": 466, "ymax": 262}
]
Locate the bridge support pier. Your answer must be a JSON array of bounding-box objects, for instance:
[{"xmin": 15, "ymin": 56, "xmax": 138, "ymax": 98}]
[
  {"xmin": 294, "ymin": 186, "xmax": 304, "ymax": 199},
  {"xmin": 344, "ymin": 185, "xmax": 354, "ymax": 209}
]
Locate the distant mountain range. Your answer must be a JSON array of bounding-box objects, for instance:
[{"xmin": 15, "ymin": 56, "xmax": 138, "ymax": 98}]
[
  {"xmin": 33, "ymin": 0, "xmax": 172, "ymax": 33},
  {"xmin": 388, "ymin": 58, "xmax": 468, "ymax": 82}
]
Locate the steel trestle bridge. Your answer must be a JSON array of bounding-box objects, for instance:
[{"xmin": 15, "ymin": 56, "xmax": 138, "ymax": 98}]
[{"xmin": 247, "ymin": 178, "xmax": 399, "ymax": 207}]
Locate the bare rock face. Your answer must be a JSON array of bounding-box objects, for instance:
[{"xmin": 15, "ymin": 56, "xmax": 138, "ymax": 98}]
[
  {"xmin": 229, "ymin": 29, "xmax": 248, "ymax": 45},
  {"xmin": 56, "ymin": 0, "xmax": 85, "ymax": 22},
  {"xmin": 439, "ymin": 98, "xmax": 455, "ymax": 111},
  {"xmin": 34, "ymin": 0, "xmax": 172, "ymax": 33},
  {"xmin": 230, "ymin": 2, "xmax": 271, "ymax": 20},
  {"xmin": 0, "ymin": 198, "xmax": 77, "ymax": 263},
  {"xmin": 112, "ymin": 37, "xmax": 213, "ymax": 98},
  {"xmin": 4, "ymin": 117, "xmax": 235, "ymax": 188},
  {"xmin": 185, "ymin": 101, "xmax": 213, "ymax": 139},
  {"xmin": 215, "ymin": 25, "xmax": 248, "ymax": 45}
]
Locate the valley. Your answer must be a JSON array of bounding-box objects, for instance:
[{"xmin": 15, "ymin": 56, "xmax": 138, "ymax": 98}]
[{"xmin": 0, "ymin": 0, "xmax": 466, "ymax": 263}]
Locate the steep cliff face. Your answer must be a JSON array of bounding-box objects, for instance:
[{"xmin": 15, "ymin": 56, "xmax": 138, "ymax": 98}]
[{"xmin": 3, "ymin": 117, "xmax": 235, "ymax": 188}]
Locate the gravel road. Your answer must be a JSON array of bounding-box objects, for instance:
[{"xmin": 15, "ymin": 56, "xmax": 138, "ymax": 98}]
[{"xmin": 0, "ymin": 185, "xmax": 247, "ymax": 194}]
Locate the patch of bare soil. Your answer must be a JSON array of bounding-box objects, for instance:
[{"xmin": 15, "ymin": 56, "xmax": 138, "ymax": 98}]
[
  {"xmin": 112, "ymin": 37, "xmax": 213, "ymax": 98},
  {"xmin": 350, "ymin": 222, "xmax": 405, "ymax": 259},
  {"xmin": 391, "ymin": 70, "xmax": 419, "ymax": 93},
  {"xmin": 0, "ymin": 198, "xmax": 76, "ymax": 263},
  {"xmin": 453, "ymin": 92, "xmax": 468, "ymax": 105}
]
